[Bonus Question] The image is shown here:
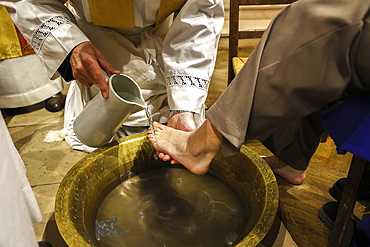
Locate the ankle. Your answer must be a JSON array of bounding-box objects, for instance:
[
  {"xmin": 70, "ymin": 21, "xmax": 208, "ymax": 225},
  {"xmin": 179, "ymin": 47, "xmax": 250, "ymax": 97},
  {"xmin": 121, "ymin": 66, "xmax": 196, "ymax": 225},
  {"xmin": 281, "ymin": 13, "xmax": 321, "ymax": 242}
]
[{"xmin": 187, "ymin": 132, "xmax": 206, "ymax": 157}]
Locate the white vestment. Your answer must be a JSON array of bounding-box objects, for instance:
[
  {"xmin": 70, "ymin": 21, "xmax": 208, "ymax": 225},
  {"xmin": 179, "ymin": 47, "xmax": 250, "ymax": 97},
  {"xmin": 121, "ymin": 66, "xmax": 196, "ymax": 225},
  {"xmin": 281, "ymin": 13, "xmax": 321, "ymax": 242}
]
[
  {"xmin": 0, "ymin": 54, "xmax": 63, "ymax": 108},
  {"xmin": 0, "ymin": 112, "xmax": 42, "ymax": 246},
  {"xmin": 1, "ymin": 0, "xmax": 224, "ymax": 151}
]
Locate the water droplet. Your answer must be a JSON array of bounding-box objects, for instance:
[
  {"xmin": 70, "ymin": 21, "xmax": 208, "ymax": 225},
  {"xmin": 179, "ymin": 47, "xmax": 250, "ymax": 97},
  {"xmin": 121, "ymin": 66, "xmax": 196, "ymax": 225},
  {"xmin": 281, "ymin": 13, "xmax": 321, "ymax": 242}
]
[
  {"xmin": 138, "ymin": 212, "xmax": 144, "ymax": 218},
  {"xmin": 128, "ymin": 171, "xmax": 135, "ymax": 178},
  {"xmin": 230, "ymin": 209, "xmax": 237, "ymax": 215},
  {"xmin": 153, "ymin": 153, "xmax": 159, "ymax": 160},
  {"xmin": 177, "ymin": 178, "xmax": 183, "ymax": 183}
]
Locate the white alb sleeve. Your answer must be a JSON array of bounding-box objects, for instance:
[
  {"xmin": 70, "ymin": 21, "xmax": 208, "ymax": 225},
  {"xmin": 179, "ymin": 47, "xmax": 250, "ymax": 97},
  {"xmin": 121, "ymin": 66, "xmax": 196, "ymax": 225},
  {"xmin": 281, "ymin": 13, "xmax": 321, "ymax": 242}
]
[
  {"xmin": 0, "ymin": 1, "xmax": 89, "ymax": 78},
  {"xmin": 162, "ymin": 0, "xmax": 224, "ymax": 113}
]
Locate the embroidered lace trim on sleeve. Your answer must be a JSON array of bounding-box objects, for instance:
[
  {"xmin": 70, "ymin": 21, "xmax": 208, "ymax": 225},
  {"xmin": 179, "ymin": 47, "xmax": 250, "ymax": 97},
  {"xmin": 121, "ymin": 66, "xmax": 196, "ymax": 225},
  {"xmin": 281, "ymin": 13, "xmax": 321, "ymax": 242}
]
[
  {"xmin": 31, "ymin": 16, "xmax": 70, "ymax": 53},
  {"xmin": 167, "ymin": 75, "xmax": 209, "ymax": 91}
]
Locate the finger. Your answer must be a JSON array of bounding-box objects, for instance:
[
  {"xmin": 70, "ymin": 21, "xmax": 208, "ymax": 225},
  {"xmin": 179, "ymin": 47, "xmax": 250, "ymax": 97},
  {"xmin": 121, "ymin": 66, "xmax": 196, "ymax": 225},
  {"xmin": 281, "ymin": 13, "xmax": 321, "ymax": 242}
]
[
  {"xmin": 72, "ymin": 61, "xmax": 108, "ymax": 97},
  {"xmin": 159, "ymin": 152, "xmax": 172, "ymax": 162},
  {"xmin": 158, "ymin": 152, "xmax": 166, "ymax": 159},
  {"xmin": 87, "ymin": 61, "xmax": 109, "ymax": 98},
  {"xmin": 96, "ymin": 50, "xmax": 121, "ymax": 75},
  {"xmin": 71, "ymin": 42, "xmax": 110, "ymax": 98},
  {"xmin": 98, "ymin": 57, "xmax": 121, "ymax": 75},
  {"xmin": 171, "ymin": 159, "xmax": 179, "ymax": 165},
  {"xmin": 156, "ymin": 151, "xmax": 171, "ymax": 161},
  {"xmin": 162, "ymin": 154, "xmax": 171, "ymax": 161}
]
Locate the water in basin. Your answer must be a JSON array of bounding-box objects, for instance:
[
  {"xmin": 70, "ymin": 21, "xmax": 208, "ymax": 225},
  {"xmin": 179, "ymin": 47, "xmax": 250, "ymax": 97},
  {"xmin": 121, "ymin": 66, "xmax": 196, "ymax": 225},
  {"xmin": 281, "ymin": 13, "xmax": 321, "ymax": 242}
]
[{"xmin": 95, "ymin": 167, "xmax": 249, "ymax": 247}]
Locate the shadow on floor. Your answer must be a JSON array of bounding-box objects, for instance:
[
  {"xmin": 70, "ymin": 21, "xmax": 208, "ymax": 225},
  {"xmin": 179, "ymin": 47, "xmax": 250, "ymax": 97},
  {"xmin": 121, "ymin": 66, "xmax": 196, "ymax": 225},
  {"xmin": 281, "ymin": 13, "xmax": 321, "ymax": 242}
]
[
  {"xmin": 1, "ymin": 102, "xmax": 45, "ymax": 122},
  {"xmin": 43, "ymin": 213, "xmax": 68, "ymax": 247}
]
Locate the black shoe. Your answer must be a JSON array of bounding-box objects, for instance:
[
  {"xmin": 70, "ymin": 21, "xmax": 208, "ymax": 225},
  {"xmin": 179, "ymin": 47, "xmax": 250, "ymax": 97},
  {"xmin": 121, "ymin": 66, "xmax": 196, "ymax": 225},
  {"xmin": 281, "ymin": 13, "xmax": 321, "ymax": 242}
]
[
  {"xmin": 45, "ymin": 92, "xmax": 65, "ymax": 112},
  {"xmin": 329, "ymin": 178, "xmax": 347, "ymax": 201},
  {"xmin": 38, "ymin": 241, "xmax": 52, "ymax": 247},
  {"xmin": 319, "ymin": 201, "xmax": 339, "ymax": 230}
]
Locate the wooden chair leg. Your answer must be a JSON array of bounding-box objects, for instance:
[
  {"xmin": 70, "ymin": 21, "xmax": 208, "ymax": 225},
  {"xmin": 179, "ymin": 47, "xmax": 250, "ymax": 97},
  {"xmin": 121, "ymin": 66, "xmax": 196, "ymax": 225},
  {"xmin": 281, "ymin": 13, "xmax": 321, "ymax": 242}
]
[{"xmin": 328, "ymin": 155, "xmax": 367, "ymax": 247}]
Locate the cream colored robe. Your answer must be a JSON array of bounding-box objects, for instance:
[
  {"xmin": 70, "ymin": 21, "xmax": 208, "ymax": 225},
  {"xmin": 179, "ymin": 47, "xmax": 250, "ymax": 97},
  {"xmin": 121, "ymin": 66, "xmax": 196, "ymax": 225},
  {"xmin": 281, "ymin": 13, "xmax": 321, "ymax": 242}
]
[{"xmin": 207, "ymin": 0, "xmax": 370, "ymax": 170}]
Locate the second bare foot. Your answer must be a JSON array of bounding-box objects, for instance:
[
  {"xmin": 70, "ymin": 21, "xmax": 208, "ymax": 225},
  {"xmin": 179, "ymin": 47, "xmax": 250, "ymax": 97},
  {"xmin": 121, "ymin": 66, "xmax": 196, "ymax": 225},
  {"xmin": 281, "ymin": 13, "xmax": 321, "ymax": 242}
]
[{"xmin": 263, "ymin": 156, "xmax": 306, "ymax": 185}]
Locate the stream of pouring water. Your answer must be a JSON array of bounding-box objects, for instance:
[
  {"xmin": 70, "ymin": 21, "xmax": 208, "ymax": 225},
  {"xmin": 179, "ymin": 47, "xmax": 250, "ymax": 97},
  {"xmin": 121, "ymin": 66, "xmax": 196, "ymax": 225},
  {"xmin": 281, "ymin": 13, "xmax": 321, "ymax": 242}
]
[{"xmin": 145, "ymin": 107, "xmax": 158, "ymax": 160}]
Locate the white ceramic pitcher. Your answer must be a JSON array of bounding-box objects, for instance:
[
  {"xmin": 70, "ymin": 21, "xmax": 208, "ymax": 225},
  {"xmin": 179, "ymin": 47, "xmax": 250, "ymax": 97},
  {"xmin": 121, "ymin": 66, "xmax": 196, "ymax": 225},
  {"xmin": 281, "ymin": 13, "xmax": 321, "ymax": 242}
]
[{"xmin": 73, "ymin": 74, "xmax": 146, "ymax": 147}]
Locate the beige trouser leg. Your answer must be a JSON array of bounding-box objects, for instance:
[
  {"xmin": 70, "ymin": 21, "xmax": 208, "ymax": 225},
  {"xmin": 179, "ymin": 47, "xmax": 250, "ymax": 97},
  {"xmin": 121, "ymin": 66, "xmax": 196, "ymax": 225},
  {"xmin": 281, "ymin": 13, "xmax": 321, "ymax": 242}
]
[{"xmin": 207, "ymin": 0, "xmax": 370, "ymax": 169}]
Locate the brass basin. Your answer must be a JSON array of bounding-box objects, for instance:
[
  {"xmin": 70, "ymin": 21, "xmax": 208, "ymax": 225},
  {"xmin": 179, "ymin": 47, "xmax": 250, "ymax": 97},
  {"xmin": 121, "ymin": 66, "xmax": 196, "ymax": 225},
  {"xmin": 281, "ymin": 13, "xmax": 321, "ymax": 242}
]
[{"xmin": 55, "ymin": 132, "xmax": 279, "ymax": 246}]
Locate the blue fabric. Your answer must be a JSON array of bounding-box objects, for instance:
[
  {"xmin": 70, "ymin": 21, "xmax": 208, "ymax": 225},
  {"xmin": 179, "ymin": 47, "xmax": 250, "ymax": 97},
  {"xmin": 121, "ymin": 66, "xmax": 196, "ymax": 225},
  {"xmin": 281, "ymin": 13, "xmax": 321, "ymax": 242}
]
[
  {"xmin": 321, "ymin": 91, "xmax": 370, "ymax": 162},
  {"xmin": 353, "ymin": 215, "xmax": 370, "ymax": 247}
]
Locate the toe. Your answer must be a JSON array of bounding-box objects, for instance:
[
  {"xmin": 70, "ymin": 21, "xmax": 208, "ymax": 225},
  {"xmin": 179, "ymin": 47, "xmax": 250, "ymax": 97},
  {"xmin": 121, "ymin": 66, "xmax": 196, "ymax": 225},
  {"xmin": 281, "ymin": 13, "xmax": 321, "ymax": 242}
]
[
  {"xmin": 153, "ymin": 121, "xmax": 165, "ymax": 130},
  {"xmin": 171, "ymin": 159, "xmax": 179, "ymax": 164},
  {"xmin": 158, "ymin": 152, "xmax": 165, "ymax": 159},
  {"xmin": 162, "ymin": 154, "xmax": 171, "ymax": 161}
]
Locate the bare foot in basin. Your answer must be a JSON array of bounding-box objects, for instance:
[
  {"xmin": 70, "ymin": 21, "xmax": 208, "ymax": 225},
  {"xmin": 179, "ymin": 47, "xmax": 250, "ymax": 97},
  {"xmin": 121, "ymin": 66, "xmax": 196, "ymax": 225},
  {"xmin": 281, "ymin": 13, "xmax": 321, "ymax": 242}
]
[{"xmin": 147, "ymin": 120, "xmax": 222, "ymax": 175}]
